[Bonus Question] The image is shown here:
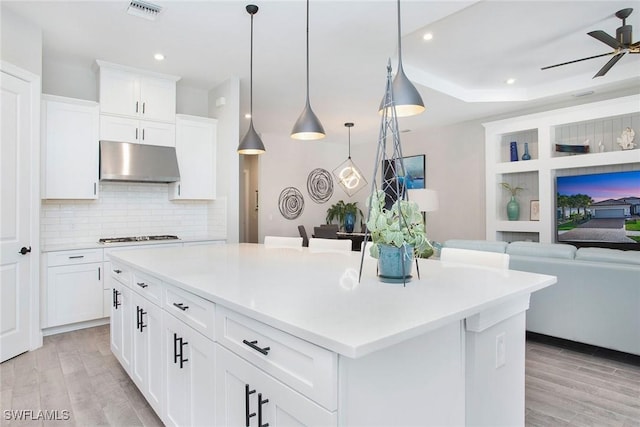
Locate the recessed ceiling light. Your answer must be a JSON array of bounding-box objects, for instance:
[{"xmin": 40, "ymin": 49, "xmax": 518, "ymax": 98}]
[
  {"xmin": 245, "ymin": 113, "xmax": 251, "ymax": 119},
  {"xmin": 154, "ymin": 53, "xmax": 165, "ymax": 61},
  {"xmin": 506, "ymin": 78, "xmax": 516, "ymax": 85},
  {"xmin": 423, "ymin": 33, "xmax": 433, "ymax": 41}
]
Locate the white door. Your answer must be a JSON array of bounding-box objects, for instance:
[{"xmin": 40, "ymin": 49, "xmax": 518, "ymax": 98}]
[{"xmin": 0, "ymin": 70, "xmax": 33, "ymax": 362}]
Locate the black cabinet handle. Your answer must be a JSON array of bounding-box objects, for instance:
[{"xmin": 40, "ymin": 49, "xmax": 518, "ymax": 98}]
[
  {"xmin": 135, "ymin": 101, "xmax": 139, "ymax": 113},
  {"xmin": 142, "ymin": 102, "xmax": 146, "ymax": 114},
  {"xmin": 19, "ymin": 246, "xmax": 31, "ymax": 255},
  {"xmin": 139, "ymin": 309, "xmax": 147, "ymax": 332},
  {"xmin": 245, "ymin": 384, "xmax": 256, "ymax": 427},
  {"xmin": 113, "ymin": 269, "xmax": 122, "ymax": 274},
  {"xmin": 112, "ymin": 289, "xmax": 116, "ymax": 308},
  {"xmin": 114, "ymin": 290, "xmax": 121, "ymax": 309},
  {"xmin": 98, "ymin": 267, "xmax": 101, "ymax": 281},
  {"xmin": 173, "ymin": 333, "xmax": 179, "ymax": 364},
  {"xmin": 136, "ymin": 282, "xmax": 148, "ymax": 289},
  {"xmin": 68, "ymin": 255, "xmax": 84, "ymax": 259},
  {"xmin": 173, "ymin": 302, "xmax": 189, "ymax": 311},
  {"xmin": 136, "ymin": 306, "xmax": 141, "ymax": 330},
  {"xmin": 179, "ymin": 340, "xmax": 188, "ymax": 368},
  {"xmin": 242, "ymin": 339, "xmax": 270, "ymax": 355},
  {"xmin": 142, "ymin": 128, "xmax": 145, "ymax": 140},
  {"xmin": 173, "ymin": 333, "xmax": 188, "ymax": 368},
  {"xmin": 258, "ymin": 393, "xmax": 269, "ymax": 427}
]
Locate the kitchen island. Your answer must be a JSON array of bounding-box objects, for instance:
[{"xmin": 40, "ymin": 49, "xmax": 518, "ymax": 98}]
[{"xmin": 108, "ymin": 243, "xmax": 555, "ymax": 426}]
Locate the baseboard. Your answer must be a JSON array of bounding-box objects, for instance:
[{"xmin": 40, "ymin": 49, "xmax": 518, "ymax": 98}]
[
  {"xmin": 42, "ymin": 317, "xmax": 110, "ymax": 336},
  {"xmin": 526, "ymin": 331, "xmax": 640, "ymax": 366}
]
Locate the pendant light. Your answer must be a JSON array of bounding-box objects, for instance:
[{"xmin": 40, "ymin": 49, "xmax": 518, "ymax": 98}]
[
  {"xmin": 291, "ymin": 0, "xmax": 325, "ymax": 140},
  {"xmin": 238, "ymin": 4, "xmax": 265, "ymax": 155},
  {"xmin": 378, "ymin": 0, "xmax": 425, "ymax": 117},
  {"xmin": 332, "ymin": 123, "xmax": 367, "ymax": 197}
]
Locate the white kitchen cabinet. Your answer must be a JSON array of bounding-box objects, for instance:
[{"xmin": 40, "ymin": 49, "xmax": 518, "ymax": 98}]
[
  {"xmin": 97, "ymin": 60, "xmax": 179, "ymax": 123},
  {"xmin": 44, "ymin": 249, "xmax": 104, "ymax": 328},
  {"xmin": 111, "ymin": 276, "xmax": 133, "ymax": 373},
  {"xmin": 169, "ymin": 115, "xmax": 217, "ymax": 200},
  {"xmin": 215, "ymin": 344, "xmax": 336, "ymax": 427},
  {"xmin": 163, "ymin": 311, "xmax": 215, "ymax": 427},
  {"xmin": 100, "ymin": 115, "xmax": 175, "ymax": 147},
  {"xmin": 131, "ymin": 292, "xmax": 164, "ymax": 416},
  {"xmin": 41, "ymin": 94, "xmax": 99, "ymax": 199}
]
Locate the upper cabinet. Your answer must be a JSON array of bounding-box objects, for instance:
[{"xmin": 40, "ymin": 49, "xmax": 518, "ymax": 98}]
[
  {"xmin": 169, "ymin": 115, "xmax": 218, "ymax": 200},
  {"xmin": 41, "ymin": 95, "xmax": 99, "ymax": 200},
  {"xmin": 96, "ymin": 60, "xmax": 180, "ymax": 123}
]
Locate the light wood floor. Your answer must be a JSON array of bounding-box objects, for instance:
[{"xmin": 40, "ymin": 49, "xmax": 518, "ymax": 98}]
[{"xmin": 1, "ymin": 325, "xmax": 639, "ymax": 426}]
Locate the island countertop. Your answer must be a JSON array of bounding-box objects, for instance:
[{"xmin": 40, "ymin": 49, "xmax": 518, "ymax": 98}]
[{"xmin": 108, "ymin": 243, "xmax": 556, "ymax": 358}]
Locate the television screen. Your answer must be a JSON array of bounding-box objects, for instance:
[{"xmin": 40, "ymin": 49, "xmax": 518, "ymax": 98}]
[{"xmin": 556, "ymin": 170, "xmax": 640, "ymax": 251}]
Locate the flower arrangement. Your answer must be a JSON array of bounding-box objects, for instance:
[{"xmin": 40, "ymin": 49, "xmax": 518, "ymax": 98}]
[
  {"xmin": 500, "ymin": 182, "xmax": 524, "ymax": 196},
  {"xmin": 365, "ymin": 190, "xmax": 432, "ymax": 258}
]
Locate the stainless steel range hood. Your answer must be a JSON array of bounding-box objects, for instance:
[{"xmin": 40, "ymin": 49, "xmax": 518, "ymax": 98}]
[{"xmin": 99, "ymin": 140, "xmax": 180, "ymax": 183}]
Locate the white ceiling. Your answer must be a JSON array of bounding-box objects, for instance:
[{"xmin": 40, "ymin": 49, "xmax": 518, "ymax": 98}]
[{"xmin": 4, "ymin": 0, "xmax": 640, "ymax": 145}]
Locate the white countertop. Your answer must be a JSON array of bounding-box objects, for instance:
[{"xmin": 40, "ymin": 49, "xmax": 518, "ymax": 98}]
[
  {"xmin": 109, "ymin": 243, "xmax": 556, "ymax": 358},
  {"xmin": 41, "ymin": 236, "xmax": 225, "ymax": 253}
]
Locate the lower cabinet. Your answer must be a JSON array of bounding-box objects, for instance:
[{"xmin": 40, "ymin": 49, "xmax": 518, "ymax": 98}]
[
  {"xmin": 215, "ymin": 344, "xmax": 337, "ymax": 427},
  {"xmin": 131, "ymin": 292, "xmax": 163, "ymax": 416},
  {"xmin": 110, "ymin": 279, "xmax": 132, "ymax": 372},
  {"xmin": 163, "ymin": 311, "xmax": 215, "ymax": 427}
]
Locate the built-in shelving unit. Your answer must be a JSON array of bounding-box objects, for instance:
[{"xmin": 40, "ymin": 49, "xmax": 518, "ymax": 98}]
[{"xmin": 484, "ymin": 94, "xmax": 640, "ymax": 243}]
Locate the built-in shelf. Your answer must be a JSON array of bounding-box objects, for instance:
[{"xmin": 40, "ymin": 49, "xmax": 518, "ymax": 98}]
[{"xmin": 484, "ymin": 94, "xmax": 640, "ymax": 244}]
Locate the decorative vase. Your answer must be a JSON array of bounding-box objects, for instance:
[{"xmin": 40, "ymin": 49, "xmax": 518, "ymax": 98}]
[
  {"xmin": 344, "ymin": 212, "xmax": 355, "ymax": 233},
  {"xmin": 506, "ymin": 196, "xmax": 520, "ymax": 221},
  {"xmin": 510, "ymin": 141, "xmax": 519, "ymax": 162},
  {"xmin": 522, "ymin": 142, "xmax": 531, "ymax": 160},
  {"xmin": 377, "ymin": 243, "xmax": 414, "ymax": 283}
]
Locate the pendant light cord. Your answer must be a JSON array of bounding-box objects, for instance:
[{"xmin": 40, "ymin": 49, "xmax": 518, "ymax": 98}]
[
  {"xmin": 305, "ymin": 0, "xmax": 310, "ymax": 101},
  {"xmin": 348, "ymin": 126, "xmax": 351, "ymax": 158},
  {"xmin": 396, "ymin": 0, "xmax": 402, "ymax": 68},
  {"xmin": 250, "ymin": 11, "xmax": 254, "ymax": 117}
]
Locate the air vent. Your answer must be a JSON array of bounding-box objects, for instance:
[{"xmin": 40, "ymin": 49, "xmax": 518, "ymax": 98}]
[{"xmin": 127, "ymin": 0, "xmax": 163, "ymax": 21}]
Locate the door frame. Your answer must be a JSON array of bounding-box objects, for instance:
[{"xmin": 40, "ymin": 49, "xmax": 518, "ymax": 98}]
[{"xmin": 1, "ymin": 60, "xmax": 42, "ymax": 352}]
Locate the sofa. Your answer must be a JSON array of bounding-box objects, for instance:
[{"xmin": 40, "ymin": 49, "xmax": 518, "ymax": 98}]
[{"xmin": 443, "ymin": 240, "xmax": 640, "ymax": 356}]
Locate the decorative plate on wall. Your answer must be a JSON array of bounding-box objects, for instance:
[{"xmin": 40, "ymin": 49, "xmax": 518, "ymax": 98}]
[
  {"xmin": 278, "ymin": 187, "xmax": 305, "ymax": 220},
  {"xmin": 307, "ymin": 168, "xmax": 334, "ymax": 203}
]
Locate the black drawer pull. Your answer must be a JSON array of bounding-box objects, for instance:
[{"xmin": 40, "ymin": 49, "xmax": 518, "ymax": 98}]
[
  {"xmin": 113, "ymin": 290, "xmax": 121, "ymax": 309},
  {"xmin": 242, "ymin": 339, "xmax": 270, "ymax": 355},
  {"xmin": 258, "ymin": 393, "xmax": 269, "ymax": 427},
  {"xmin": 136, "ymin": 282, "xmax": 148, "ymax": 289},
  {"xmin": 113, "ymin": 269, "xmax": 122, "ymax": 274},
  {"xmin": 68, "ymin": 255, "xmax": 84, "ymax": 259},
  {"xmin": 173, "ymin": 302, "xmax": 189, "ymax": 311},
  {"xmin": 245, "ymin": 384, "xmax": 256, "ymax": 427}
]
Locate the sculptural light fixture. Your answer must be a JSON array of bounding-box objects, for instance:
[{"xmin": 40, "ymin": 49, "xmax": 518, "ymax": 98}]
[
  {"xmin": 291, "ymin": 0, "xmax": 325, "ymax": 140},
  {"xmin": 332, "ymin": 123, "xmax": 367, "ymax": 197},
  {"xmin": 378, "ymin": 0, "xmax": 425, "ymax": 117},
  {"xmin": 238, "ymin": 4, "xmax": 265, "ymax": 155}
]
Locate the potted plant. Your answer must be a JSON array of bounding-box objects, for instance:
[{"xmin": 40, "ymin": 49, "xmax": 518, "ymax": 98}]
[
  {"xmin": 500, "ymin": 182, "xmax": 524, "ymax": 221},
  {"xmin": 326, "ymin": 200, "xmax": 363, "ymax": 232},
  {"xmin": 365, "ymin": 190, "xmax": 433, "ymax": 282}
]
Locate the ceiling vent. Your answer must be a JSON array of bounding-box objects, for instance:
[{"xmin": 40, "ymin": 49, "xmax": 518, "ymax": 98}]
[{"xmin": 126, "ymin": 0, "xmax": 162, "ymax": 21}]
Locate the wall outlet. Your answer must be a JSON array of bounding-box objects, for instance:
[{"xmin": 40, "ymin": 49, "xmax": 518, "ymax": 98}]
[{"xmin": 496, "ymin": 332, "xmax": 506, "ymax": 368}]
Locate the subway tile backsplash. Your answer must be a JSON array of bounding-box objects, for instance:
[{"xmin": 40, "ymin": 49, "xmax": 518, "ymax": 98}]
[{"xmin": 41, "ymin": 182, "xmax": 226, "ymax": 246}]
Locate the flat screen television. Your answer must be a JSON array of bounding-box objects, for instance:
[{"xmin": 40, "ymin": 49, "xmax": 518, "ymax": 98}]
[{"xmin": 556, "ymin": 170, "xmax": 640, "ymax": 251}]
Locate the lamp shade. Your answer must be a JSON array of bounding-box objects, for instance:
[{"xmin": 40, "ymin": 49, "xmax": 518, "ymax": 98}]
[
  {"xmin": 378, "ymin": 64, "xmax": 425, "ymax": 117},
  {"xmin": 407, "ymin": 188, "xmax": 438, "ymax": 212},
  {"xmin": 238, "ymin": 120, "xmax": 265, "ymax": 155},
  {"xmin": 291, "ymin": 100, "xmax": 325, "ymax": 140}
]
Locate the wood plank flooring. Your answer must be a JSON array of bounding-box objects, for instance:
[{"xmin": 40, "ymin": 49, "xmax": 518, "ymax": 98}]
[{"xmin": 1, "ymin": 325, "xmax": 639, "ymax": 426}]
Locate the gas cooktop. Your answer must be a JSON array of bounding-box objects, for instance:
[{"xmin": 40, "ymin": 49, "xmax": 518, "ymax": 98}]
[{"xmin": 99, "ymin": 235, "xmax": 180, "ymax": 244}]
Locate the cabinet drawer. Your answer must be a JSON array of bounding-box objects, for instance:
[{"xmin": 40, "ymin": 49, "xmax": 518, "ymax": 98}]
[
  {"xmin": 131, "ymin": 270, "xmax": 162, "ymax": 306},
  {"xmin": 47, "ymin": 248, "xmax": 103, "ymax": 267},
  {"xmin": 216, "ymin": 306, "xmax": 338, "ymax": 411},
  {"xmin": 163, "ymin": 285, "xmax": 215, "ymax": 340},
  {"xmin": 110, "ymin": 261, "xmax": 132, "ymax": 286}
]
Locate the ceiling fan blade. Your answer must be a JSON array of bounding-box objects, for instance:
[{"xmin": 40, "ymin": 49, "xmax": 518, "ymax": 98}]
[
  {"xmin": 593, "ymin": 52, "xmax": 625, "ymax": 77},
  {"xmin": 541, "ymin": 52, "xmax": 614, "ymax": 70},
  {"xmin": 588, "ymin": 30, "xmax": 622, "ymax": 49}
]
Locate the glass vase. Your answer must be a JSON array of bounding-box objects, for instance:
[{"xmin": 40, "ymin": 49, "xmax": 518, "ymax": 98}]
[{"xmin": 506, "ymin": 196, "xmax": 520, "ymax": 221}]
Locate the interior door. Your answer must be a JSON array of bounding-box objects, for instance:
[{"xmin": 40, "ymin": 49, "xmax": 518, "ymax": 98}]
[{"xmin": 0, "ymin": 70, "xmax": 33, "ymax": 362}]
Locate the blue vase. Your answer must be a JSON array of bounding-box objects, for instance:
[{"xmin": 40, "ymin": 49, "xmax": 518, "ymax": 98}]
[
  {"xmin": 344, "ymin": 212, "xmax": 355, "ymax": 233},
  {"xmin": 378, "ymin": 243, "xmax": 414, "ymax": 282},
  {"xmin": 510, "ymin": 141, "xmax": 519, "ymax": 162},
  {"xmin": 522, "ymin": 142, "xmax": 531, "ymax": 160}
]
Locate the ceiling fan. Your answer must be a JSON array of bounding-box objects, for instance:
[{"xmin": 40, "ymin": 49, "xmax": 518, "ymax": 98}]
[{"xmin": 541, "ymin": 8, "xmax": 639, "ymax": 78}]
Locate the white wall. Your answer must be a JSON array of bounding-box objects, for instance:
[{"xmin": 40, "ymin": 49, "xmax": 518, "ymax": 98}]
[
  {"xmin": 0, "ymin": 7, "xmax": 42, "ymax": 76},
  {"xmin": 208, "ymin": 78, "xmax": 240, "ymax": 243}
]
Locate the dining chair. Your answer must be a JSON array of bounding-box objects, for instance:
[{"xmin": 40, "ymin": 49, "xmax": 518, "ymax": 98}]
[
  {"xmin": 297, "ymin": 225, "xmax": 309, "ymax": 247},
  {"xmin": 313, "ymin": 225, "xmax": 338, "ymax": 239},
  {"xmin": 263, "ymin": 236, "xmax": 303, "ymax": 248},
  {"xmin": 440, "ymin": 247, "xmax": 509, "ymax": 270},
  {"xmin": 308, "ymin": 238, "xmax": 352, "ymax": 253}
]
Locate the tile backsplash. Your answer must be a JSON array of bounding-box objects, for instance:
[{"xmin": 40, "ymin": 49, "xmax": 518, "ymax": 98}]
[{"xmin": 41, "ymin": 182, "xmax": 226, "ymax": 246}]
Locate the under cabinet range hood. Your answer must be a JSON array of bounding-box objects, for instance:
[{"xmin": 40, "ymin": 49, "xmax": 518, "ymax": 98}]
[{"xmin": 99, "ymin": 140, "xmax": 180, "ymax": 183}]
